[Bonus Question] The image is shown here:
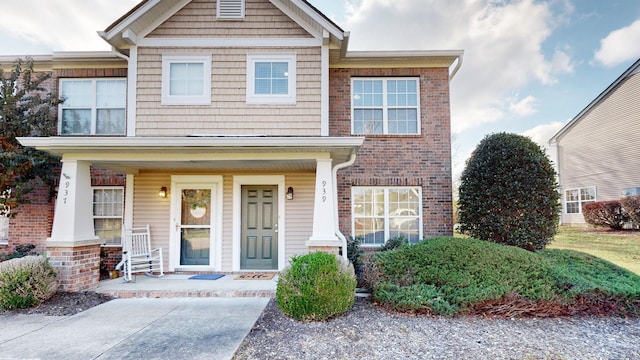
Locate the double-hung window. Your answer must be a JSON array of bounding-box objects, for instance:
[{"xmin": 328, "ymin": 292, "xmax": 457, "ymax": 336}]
[
  {"xmin": 565, "ymin": 186, "xmax": 595, "ymax": 214},
  {"xmin": 352, "ymin": 78, "xmax": 420, "ymax": 135},
  {"xmin": 352, "ymin": 187, "xmax": 422, "ymax": 246},
  {"xmin": 246, "ymin": 54, "xmax": 296, "ymax": 104},
  {"xmin": 162, "ymin": 54, "xmax": 212, "ymax": 105},
  {"xmin": 93, "ymin": 187, "xmax": 124, "ymax": 246},
  {"xmin": 0, "ymin": 190, "xmax": 9, "ymax": 244},
  {"xmin": 59, "ymin": 78, "xmax": 126, "ymax": 135}
]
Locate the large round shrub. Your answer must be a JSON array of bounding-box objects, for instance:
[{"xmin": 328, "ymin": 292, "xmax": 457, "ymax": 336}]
[
  {"xmin": 458, "ymin": 132, "xmax": 560, "ymax": 250},
  {"xmin": 276, "ymin": 251, "xmax": 356, "ymax": 321}
]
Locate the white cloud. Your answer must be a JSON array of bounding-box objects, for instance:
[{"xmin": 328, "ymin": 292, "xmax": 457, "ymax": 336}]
[
  {"xmin": 594, "ymin": 18, "xmax": 640, "ymax": 67},
  {"xmin": 344, "ymin": 0, "xmax": 574, "ymax": 134},
  {"xmin": 0, "ymin": 0, "xmax": 139, "ymax": 55},
  {"xmin": 520, "ymin": 121, "xmax": 565, "ymax": 151},
  {"xmin": 508, "ymin": 95, "xmax": 538, "ymax": 116}
]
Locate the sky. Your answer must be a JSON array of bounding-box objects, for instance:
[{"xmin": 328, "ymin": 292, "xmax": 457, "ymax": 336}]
[{"xmin": 1, "ymin": 0, "xmax": 640, "ymax": 183}]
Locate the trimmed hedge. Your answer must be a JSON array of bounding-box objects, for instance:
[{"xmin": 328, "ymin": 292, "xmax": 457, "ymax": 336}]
[
  {"xmin": 582, "ymin": 200, "xmax": 629, "ymax": 230},
  {"xmin": 276, "ymin": 252, "xmax": 356, "ymax": 321},
  {"xmin": 0, "ymin": 255, "xmax": 57, "ymax": 310},
  {"xmin": 620, "ymin": 195, "xmax": 640, "ymax": 227},
  {"xmin": 458, "ymin": 132, "xmax": 560, "ymax": 251}
]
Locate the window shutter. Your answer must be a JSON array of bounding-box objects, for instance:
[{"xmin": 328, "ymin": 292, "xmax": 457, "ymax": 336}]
[{"xmin": 217, "ymin": 0, "xmax": 244, "ymax": 19}]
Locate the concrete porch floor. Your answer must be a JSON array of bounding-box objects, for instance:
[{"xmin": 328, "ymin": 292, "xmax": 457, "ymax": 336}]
[{"xmin": 96, "ymin": 274, "xmax": 278, "ymax": 298}]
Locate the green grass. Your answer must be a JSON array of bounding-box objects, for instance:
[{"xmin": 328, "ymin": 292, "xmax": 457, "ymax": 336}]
[
  {"xmin": 548, "ymin": 226, "xmax": 640, "ymax": 275},
  {"xmin": 371, "ymin": 237, "xmax": 640, "ymax": 316}
]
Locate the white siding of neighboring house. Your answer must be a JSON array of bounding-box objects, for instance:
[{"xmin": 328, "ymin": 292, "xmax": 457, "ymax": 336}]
[{"xmin": 556, "ymin": 72, "xmax": 640, "ymax": 224}]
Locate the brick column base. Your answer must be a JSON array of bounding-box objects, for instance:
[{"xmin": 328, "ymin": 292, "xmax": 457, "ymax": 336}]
[
  {"xmin": 47, "ymin": 244, "xmax": 101, "ymax": 292},
  {"xmin": 308, "ymin": 246, "xmax": 340, "ymax": 256}
]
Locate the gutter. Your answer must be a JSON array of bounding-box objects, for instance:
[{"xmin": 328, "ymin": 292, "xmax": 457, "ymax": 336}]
[{"xmin": 332, "ymin": 151, "xmax": 357, "ymax": 260}]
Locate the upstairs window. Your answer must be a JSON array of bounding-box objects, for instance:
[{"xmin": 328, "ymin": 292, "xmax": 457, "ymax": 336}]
[
  {"xmin": 93, "ymin": 187, "xmax": 124, "ymax": 246},
  {"xmin": 351, "ymin": 78, "xmax": 420, "ymax": 135},
  {"xmin": 217, "ymin": 0, "xmax": 245, "ymax": 20},
  {"xmin": 246, "ymin": 54, "xmax": 296, "ymax": 104},
  {"xmin": 162, "ymin": 55, "xmax": 212, "ymax": 105},
  {"xmin": 565, "ymin": 186, "xmax": 595, "ymax": 214},
  {"xmin": 59, "ymin": 78, "xmax": 126, "ymax": 135}
]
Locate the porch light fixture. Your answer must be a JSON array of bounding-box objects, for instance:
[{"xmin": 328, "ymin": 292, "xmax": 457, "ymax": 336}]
[
  {"xmin": 158, "ymin": 186, "xmax": 168, "ymax": 198},
  {"xmin": 286, "ymin": 186, "xmax": 294, "ymax": 200}
]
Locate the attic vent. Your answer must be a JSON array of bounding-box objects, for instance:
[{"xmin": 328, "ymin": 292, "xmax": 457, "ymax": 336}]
[{"xmin": 217, "ymin": 0, "xmax": 245, "ymax": 20}]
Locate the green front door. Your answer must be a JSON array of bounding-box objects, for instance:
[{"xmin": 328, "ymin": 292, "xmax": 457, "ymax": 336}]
[{"xmin": 241, "ymin": 186, "xmax": 278, "ymax": 270}]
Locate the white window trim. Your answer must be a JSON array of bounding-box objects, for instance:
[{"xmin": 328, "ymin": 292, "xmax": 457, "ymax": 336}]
[
  {"xmin": 58, "ymin": 78, "xmax": 127, "ymax": 135},
  {"xmin": 351, "ymin": 77, "xmax": 421, "ymax": 135},
  {"xmin": 93, "ymin": 186, "xmax": 124, "ymax": 247},
  {"xmin": 161, "ymin": 54, "xmax": 212, "ymax": 105},
  {"xmin": 564, "ymin": 186, "xmax": 596, "ymax": 214},
  {"xmin": 0, "ymin": 217, "xmax": 8, "ymax": 245},
  {"xmin": 246, "ymin": 53, "xmax": 296, "ymax": 104},
  {"xmin": 351, "ymin": 186, "xmax": 423, "ymax": 247}
]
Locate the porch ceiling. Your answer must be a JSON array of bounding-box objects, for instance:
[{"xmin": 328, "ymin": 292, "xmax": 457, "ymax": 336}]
[{"xmin": 17, "ymin": 136, "xmax": 364, "ymax": 173}]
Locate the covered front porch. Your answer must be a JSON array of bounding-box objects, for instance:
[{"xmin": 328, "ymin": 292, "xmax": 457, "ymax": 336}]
[
  {"xmin": 18, "ymin": 136, "xmax": 363, "ymax": 292},
  {"xmin": 96, "ymin": 273, "xmax": 278, "ymax": 298}
]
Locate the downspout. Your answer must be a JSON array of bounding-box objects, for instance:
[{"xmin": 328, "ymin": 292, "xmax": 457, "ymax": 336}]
[
  {"xmin": 449, "ymin": 53, "xmax": 464, "ymax": 80},
  {"xmin": 332, "ymin": 151, "xmax": 357, "ymax": 259}
]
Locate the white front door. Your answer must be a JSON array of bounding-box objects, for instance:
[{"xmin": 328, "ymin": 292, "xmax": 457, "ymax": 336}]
[{"xmin": 170, "ymin": 176, "xmax": 222, "ymax": 271}]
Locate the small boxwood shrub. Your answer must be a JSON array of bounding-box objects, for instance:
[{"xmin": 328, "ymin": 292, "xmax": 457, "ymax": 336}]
[
  {"xmin": 276, "ymin": 251, "xmax": 356, "ymax": 321},
  {"xmin": 620, "ymin": 195, "xmax": 640, "ymax": 228},
  {"xmin": 0, "ymin": 255, "xmax": 57, "ymax": 310},
  {"xmin": 583, "ymin": 200, "xmax": 629, "ymax": 230}
]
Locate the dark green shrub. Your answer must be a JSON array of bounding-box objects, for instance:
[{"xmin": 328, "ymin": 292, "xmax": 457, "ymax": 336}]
[
  {"xmin": 458, "ymin": 132, "xmax": 560, "ymax": 250},
  {"xmin": 276, "ymin": 251, "xmax": 356, "ymax": 321},
  {"xmin": 620, "ymin": 195, "xmax": 640, "ymax": 228},
  {"xmin": 372, "ymin": 237, "xmax": 557, "ymax": 314},
  {"xmin": 0, "ymin": 243, "xmax": 37, "ymax": 262},
  {"xmin": 582, "ymin": 200, "xmax": 629, "ymax": 230},
  {"xmin": 380, "ymin": 236, "xmax": 408, "ymax": 251},
  {"xmin": 346, "ymin": 236, "xmax": 363, "ymax": 267},
  {"xmin": 374, "ymin": 282, "xmax": 455, "ymax": 314},
  {"xmin": 0, "ymin": 255, "xmax": 57, "ymax": 310}
]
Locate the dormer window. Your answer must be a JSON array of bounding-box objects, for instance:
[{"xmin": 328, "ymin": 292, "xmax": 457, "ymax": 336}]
[{"xmin": 217, "ymin": 0, "xmax": 245, "ymax": 20}]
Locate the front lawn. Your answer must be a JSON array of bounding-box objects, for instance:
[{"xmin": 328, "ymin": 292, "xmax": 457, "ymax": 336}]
[
  {"xmin": 369, "ymin": 237, "xmax": 640, "ymax": 317},
  {"xmin": 548, "ymin": 226, "xmax": 640, "ymax": 275}
]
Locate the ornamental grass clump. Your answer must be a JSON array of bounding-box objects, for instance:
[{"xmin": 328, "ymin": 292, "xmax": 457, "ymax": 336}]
[
  {"xmin": 0, "ymin": 255, "xmax": 57, "ymax": 310},
  {"xmin": 276, "ymin": 251, "xmax": 356, "ymax": 321}
]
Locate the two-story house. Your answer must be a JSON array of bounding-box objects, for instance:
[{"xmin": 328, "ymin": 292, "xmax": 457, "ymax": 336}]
[
  {"xmin": 11, "ymin": 0, "xmax": 462, "ymax": 292},
  {"xmin": 549, "ymin": 57, "xmax": 640, "ymax": 225}
]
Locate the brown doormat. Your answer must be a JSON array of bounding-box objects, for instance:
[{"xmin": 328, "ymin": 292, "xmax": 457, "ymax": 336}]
[{"xmin": 234, "ymin": 273, "xmax": 275, "ymax": 280}]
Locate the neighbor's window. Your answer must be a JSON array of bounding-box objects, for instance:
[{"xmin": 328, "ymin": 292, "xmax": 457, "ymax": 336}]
[
  {"xmin": 59, "ymin": 78, "xmax": 126, "ymax": 135},
  {"xmin": 162, "ymin": 54, "xmax": 212, "ymax": 105},
  {"xmin": 93, "ymin": 187, "xmax": 124, "ymax": 246},
  {"xmin": 565, "ymin": 186, "xmax": 596, "ymax": 214},
  {"xmin": 351, "ymin": 78, "xmax": 420, "ymax": 135},
  {"xmin": 0, "ymin": 217, "xmax": 8, "ymax": 244},
  {"xmin": 246, "ymin": 54, "xmax": 296, "ymax": 104},
  {"xmin": 622, "ymin": 187, "xmax": 640, "ymax": 197},
  {"xmin": 352, "ymin": 187, "xmax": 422, "ymax": 246}
]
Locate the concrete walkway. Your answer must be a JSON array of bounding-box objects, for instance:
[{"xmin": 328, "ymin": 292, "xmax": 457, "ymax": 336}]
[{"xmin": 0, "ymin": 297, "xmax": 269, "ymax": 360}]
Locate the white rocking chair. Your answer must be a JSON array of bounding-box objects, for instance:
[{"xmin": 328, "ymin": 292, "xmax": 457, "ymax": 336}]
[{"xmin": 115, "ymin": 225, "xmax": 164, "ymax": 282}]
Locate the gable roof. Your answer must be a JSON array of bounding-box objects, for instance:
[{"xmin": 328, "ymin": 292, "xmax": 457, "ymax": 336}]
[
  {"xmin": 550, "ymin": 57, "xmax": 640, "ymax": 145},
  {"xmin": 99, "ymin": 0, "xmax": 346, "ymax": 51}
]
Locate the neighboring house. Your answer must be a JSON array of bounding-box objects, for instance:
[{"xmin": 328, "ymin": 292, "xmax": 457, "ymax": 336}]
[
  {"xmin": 5, "ymin": 0, "xmax": 462, "ymax": 292},
  {"xmin": 549, "ymin": 57, "xmax": 640, "ymax": 225}
]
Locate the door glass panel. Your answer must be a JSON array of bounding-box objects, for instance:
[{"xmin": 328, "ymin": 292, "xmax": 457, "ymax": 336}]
[{"xmin": 179, "ymin": 188, "xmax": 211, "ymax": 266}]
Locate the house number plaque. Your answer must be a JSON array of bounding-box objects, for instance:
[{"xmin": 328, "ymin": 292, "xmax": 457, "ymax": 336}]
[{"xmin": 321, "ymin": 180, "xmax": 327, "ymax": 203}]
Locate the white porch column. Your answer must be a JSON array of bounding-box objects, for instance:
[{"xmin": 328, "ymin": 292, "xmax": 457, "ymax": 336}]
[
  {"xmin": 47, "ymin": 159, "xmax": 100, "ymax": 246},
  {"xmin": 307, "ymin": 158, "xmax": 341, "ymax": 251}
]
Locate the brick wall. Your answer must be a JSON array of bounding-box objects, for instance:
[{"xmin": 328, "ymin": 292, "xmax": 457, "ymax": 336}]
[
  {"xmin": 47, "ymin": 244, "xmax": 101, "ymax": 291},
  {"xmin": 330, "ymin": 67, "xmax": 453, "ymax": 238}
]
